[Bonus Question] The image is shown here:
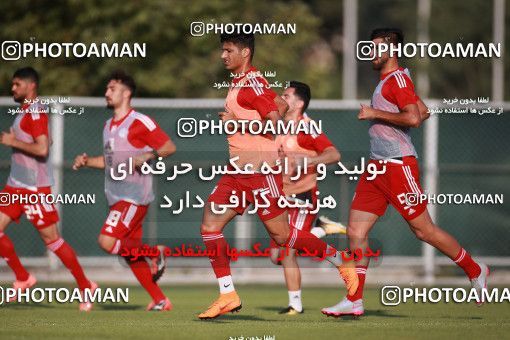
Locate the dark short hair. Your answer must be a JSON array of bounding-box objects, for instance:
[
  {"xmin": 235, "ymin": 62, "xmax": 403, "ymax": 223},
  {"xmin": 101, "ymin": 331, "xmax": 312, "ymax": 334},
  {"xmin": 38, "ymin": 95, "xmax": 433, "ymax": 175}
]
[
  {"xmin": 288, "ymin": 81, "xmax": 311, "ymax": 112},
  {"xmin": 107, "ymin": 70, "xmax": 136, "ymax": 97},
  {"xmin": 13, "ymin": 67, "xmax": 39, "ymax": 87},
  {"xmin": 370, "ymin": 28, "xmax": 404, "ymax": 45},
  {"xmin": 220, "ymin": 33, "xmax": 255, "ymax": 61}
]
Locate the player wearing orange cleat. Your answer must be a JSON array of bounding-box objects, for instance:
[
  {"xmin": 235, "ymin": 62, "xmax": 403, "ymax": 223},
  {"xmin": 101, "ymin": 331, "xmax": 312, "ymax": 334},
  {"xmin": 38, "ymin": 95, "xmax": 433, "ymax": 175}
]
[{"xmin": 198, "ymin": 33, "xmax": 357, "ymax": 320}]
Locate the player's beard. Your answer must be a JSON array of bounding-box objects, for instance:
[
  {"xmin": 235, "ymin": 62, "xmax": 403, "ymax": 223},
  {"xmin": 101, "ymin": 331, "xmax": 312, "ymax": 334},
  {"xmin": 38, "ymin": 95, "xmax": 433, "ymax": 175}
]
[
  {"xmin": 106, "ymin": 104, "xmax": 114, "ymax": 109},
  {"xmin": 12, "ymin": 93, "xmax": 24, "ymax": 103},
  {"xmin": 372, "ymin": 56, "xmax": 388, "ymax": 70},
  {"xmin": 372, "ymin": 60, "xmax": 384, "ymax": 70}
]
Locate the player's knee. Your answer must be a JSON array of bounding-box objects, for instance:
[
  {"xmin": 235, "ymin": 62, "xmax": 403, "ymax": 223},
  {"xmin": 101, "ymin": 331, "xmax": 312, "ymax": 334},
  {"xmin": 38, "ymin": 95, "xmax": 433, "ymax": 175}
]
[
  {"xmin": 271, "ymin": 233, "xmax": 288, "ymax": 247},
  {"xmin": 97, "ymin": 235, "xmax": 114, "ymax": 253},
  {"xmin": 40, "ymin": 234, "xmax": 59, "ymax": 244},
  {"xmin": 269, "ymin": 248, "xmax": 281, "ymax": 265},
  {"xmin": 38, "ymin": 225, "xmax": 60, "ymax": 244},
  {"xmin": 281, "ymin": 250, "xmax": 297, "ymax": 266},
  {"xmin": 413, "ymin": 225, "xmax": 435, "ymax": 242},
  {"xmin": 0, "ymin": 213, "xmax": 11, "ymax": 231},
  {"xmin": 347, "ymin": 224, "xmax": 367, "ymax": 242},
  {"xmin": 200, "ymin": 223, "xmax": 221, "ymax": 234}
]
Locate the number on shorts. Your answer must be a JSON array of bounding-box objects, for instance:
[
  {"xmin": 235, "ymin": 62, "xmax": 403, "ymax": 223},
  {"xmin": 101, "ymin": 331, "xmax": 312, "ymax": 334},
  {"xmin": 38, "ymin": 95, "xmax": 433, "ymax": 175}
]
[
  {"xmin": 23, "ymin": 204, "xmax": 44, "ymax": 220},
  {"xmin": 105, "ymin": 210, "xmax": 122, "ymax": 227}
]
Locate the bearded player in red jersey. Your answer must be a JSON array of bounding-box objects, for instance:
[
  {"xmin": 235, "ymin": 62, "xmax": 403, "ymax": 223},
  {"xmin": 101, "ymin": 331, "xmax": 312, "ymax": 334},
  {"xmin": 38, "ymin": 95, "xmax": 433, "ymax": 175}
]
[
  {"xmin": 0, "ymin": 67, "xmax": 96, "ymax": 311},
  {"xmin": 73, "ymin": 71, "xmax": 176, "ymax": 311},
  {"xmin": 322, "ymin": 28, "xmax": 489, "ymax": 317},
  {"xmin": 197, "ymin": 33, "xmax": 357, "ymax": 320}
]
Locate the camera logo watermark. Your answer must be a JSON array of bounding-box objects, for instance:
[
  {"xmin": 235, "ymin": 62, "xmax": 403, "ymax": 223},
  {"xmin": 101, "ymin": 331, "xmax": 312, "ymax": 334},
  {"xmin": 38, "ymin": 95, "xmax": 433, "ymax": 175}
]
[
  {"xmin": 356, "ymin": 41, "xmax": 501, "ymax": 61},
  {"xmin": 356, "ymin": 41, "xmax": 376, "ymax": 61},
  {"xmin": 2, "ymin": 41, "xmax": 21, "ymax": 60},
  {"xmin": 0, "ymin": 193, "xmax": 95, "ymax": 207},
  {"xmin": 0, "ymin": 286, "xmax": 129, "ymax": 305},
  {"xmin": 1, "ymin": 41, "xmax": 146, "ymax": 60},
  {"xmin": 381, "ymin": 286, "xmax": 510, "ymax": 305},
  {"xmin": 0, "ymin": 193, "xmax": 9, "ymax": 206},
  {"xmin": 177, "ymin": 118, "xmax": 322, "ymax": 138},
  {"xmin": 190, "ymin": 22, "xmax": 296, "ymax": 37}
]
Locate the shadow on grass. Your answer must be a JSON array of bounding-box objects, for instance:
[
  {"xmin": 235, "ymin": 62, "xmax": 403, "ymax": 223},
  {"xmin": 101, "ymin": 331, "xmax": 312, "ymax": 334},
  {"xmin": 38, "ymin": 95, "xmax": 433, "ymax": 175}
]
[
  {"xmin": 344, "ymin": 309, "xmax": 408, "ymax": 319},
  {"xmin": 97, "ymin": 304, "xmax": 144, "ymax": 311},
  {"xmin": 193, "ymin": 315, "xmax": 277, "ymax": 323},
  {"xmin": 258, "ymin": 306, "xmax": 407, "ymax": 319},
  {"xmin": 444, "ymin": 315, "xmax": 483, "ymax": 320},
  {"xmin": 1, "ymin": 303, "xmax": 54, "ymax": 309},
  {"xmin": 258, "ymin": 306, "xmax": 284, "ymax": 312}
]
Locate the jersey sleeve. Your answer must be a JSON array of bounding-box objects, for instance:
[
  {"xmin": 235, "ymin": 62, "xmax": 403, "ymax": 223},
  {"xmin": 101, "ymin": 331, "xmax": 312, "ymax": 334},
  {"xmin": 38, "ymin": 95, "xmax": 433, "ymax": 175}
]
[
  {"xmin": 237, "ymin": 76, "xmax": 278, "ymax": 118},
  {"xmin": 297, "ymin": 130, "xmax": 334, "ymax": 153},
  {"xmin": 20, "ymin": 112, "xmax": 49, "ymax": 139},
  {"xmin": 128, "ymin": 118, "xmax": 170, "ymax": 150},
  {"xmin": 382, "ymin": 73, "xmax": 419, "ymax": 111}
]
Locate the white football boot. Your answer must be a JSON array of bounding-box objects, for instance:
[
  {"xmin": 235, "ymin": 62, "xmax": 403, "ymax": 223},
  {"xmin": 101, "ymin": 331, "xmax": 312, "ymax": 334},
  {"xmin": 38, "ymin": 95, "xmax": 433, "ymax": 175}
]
[
  {"xmin": 470, "ymin": 263, "xmax": 489, "ymax": 306},
  {"xmin": 321, "ymin": 297, "xmax": 364, "ymax": 317}
]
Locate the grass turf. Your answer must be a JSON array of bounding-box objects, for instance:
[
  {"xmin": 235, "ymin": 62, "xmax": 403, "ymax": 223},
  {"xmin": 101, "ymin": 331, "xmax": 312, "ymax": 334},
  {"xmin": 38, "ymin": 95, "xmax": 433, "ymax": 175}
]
[{"xmin": 0, "ymin": 284, "xmax": 508, "ymax": 339}]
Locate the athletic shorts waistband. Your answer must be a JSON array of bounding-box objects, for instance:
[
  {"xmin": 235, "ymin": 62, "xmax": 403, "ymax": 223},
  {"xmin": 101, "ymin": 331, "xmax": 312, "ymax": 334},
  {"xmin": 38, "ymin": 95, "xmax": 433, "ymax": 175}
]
[{"xmin": 373, "ymin": 156, "xmax": 416, "ymax": 165}]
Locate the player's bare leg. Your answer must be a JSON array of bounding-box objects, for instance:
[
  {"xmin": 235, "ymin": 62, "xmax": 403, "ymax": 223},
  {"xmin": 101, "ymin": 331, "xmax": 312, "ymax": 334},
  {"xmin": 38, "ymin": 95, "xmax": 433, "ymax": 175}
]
[
  {"xmin": 270, "ymin": 247, "xmax": 303, "ymax": 314},
  {"xmin": 407, "ymin": 209, "xmax": 488, "ymax": 304},
  {"xmin": 263, "ymin": 211, "xmax": 358, "ymax": 297},
  {"xmin": 322, "ymin": 209, "xmax": 378, "ymax": 317},
  {"xmin": 270, "ymin": 214, "xmax": 347, "ymax": 315},
  {"xmin": 0, "ymin": 212, "xmax": 37, "ymax": 301},
  {"xmin": 98, "ymin": 234, "xmax": 171, "ymax": 311},
  {"xmin": 38, "ymin": 223, "xmax": 96, "ymax": 311},
  {"xmin": 347, "ymin": 210, "xmax": 379, "ymax": 267},
  {"xmin": 198, "ymin": 205, "xmax": 241, "ymax": 319},
  {"xmin": 407, "ymin": 209, "xmax": 461, "ymax": 258}
]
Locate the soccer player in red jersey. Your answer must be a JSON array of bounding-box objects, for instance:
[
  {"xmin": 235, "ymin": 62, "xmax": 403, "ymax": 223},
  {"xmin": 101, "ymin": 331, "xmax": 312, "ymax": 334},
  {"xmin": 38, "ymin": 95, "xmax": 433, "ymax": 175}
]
[
  {"xmin": 269, "ymin": 81, "xmax": 346, "ymax": 315},
  {"xmin": 72, "ymin": 71, "xmax": 176, "ymax": 311},
  {"xmin": 322, "ymin": 28, "xmax": 489, "ymax": 317},
  {"xmin": 198, "ymin": 34, "xmax": 357, "ymax": 320},
  {"xmin": 0, "ymin": 67, "xmax": 96, "ymax": 311}
]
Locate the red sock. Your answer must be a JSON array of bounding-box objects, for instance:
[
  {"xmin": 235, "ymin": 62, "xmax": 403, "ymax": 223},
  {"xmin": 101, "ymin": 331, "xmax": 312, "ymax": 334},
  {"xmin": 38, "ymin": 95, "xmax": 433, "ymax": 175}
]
[
  {"xmin": 348, "ymin": 265, "xmax": 367, "ymax": 301},
  {"xmin": 285, "ymin": 228, "xmax": 328, "ymax": 257},
  {"xmin": 453, "ymin": 248, "xmax": 481, "ymax": 279},
  {"xmin": 0, "ymin": 232, "xmax": 30, "ymax": 281},
  {"xmin": 201, "ymin": 231, "xmax": 231, "ymax": 278},
  {"xmin": 127, "ymin": 258, "xmax": 165, "ymax": 302},
  {"xmin": 46, "ymin": 238, "xmax": 91, "ymax": 290}
]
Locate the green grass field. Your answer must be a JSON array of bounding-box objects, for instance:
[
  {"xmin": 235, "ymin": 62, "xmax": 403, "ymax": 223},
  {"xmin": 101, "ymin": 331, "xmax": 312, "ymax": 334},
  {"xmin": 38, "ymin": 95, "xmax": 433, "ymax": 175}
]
[{"xmin": 0, "ymin": 284, "xmax": 508, "ymax": 339}]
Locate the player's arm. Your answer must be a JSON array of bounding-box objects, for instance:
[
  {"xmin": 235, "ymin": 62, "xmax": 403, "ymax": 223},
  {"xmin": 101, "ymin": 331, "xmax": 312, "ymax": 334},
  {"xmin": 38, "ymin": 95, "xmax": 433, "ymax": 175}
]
[
  {"xmin": 359, "ymin": 74, "xmax": 424, "ymax": 128},
  {"xmin": 72, "ymin": 153, "xmax": 105, "ymax": 170},
  {"xmin": 297, "ymin": 130, "xmax": 340, "ymax": 167},
  {"xmin": 219, "ymin": 82, "xmax": 285, "ymax": 137},
  {"xmin": 260, "ymin": 95, "xmax": 289, "ymax": 132},
  {"xmin": 308, "ymin": 146, "xmax": 340, "ymax": 167},
  {"xmin": 273, "ymin": 95, "xmax": 289, "ymax": 117},
  {"xmin": 417, "ymin": 98, "xmax": 430, "ymax": 122},
  {"xmin": 258, "ymin": 90, "xmax": 285, "ymax": 135},
  {"xmin": 358, "ymin": 103, "xmax": 422, "ymax": 128},
  {"xmin": 129, "ymin": 119, "xmax": 176, "ymax": 168},
  {"xmin": 132, "ymin": 139, "xmax": 176, "ymax": 168},
  {"xmin": 0, "ymin": 129, "xmax": 49, "ymax": 157},
  {"xmin": 219, "ymin": 107, "xmax": 283, "ymax": 133}
]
